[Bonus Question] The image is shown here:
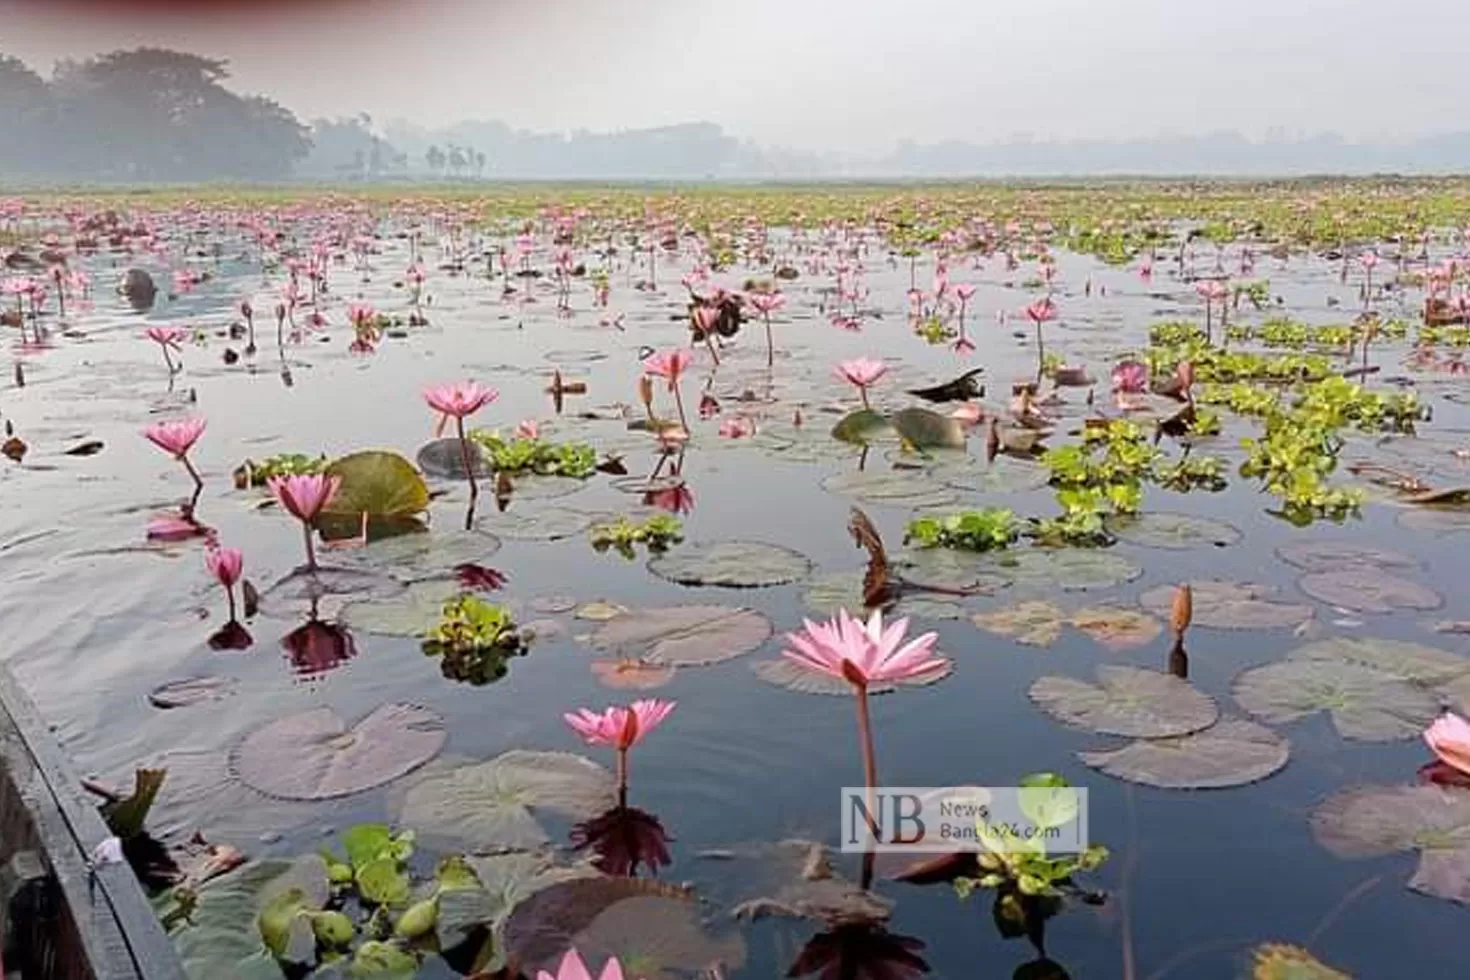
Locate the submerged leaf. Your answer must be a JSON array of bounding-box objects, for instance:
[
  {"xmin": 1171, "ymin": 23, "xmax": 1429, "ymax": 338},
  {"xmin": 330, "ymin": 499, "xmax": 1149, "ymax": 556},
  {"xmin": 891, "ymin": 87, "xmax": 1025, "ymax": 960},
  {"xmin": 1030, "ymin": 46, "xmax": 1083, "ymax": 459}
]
[
  {"xmin": 1029, "ymin": 665, "xmax": 1218, "ymax": 737},
  {"xmin": 1276, "ymin": 540, "xmax": 1419, "ymax": 572},
  {"xmin": 341, "ymin": 580, "xmax": 463, "ymax": 637},
  {"xmin": 1079, "ymin": 718, "xmax": 1290, "ymax": 789}
]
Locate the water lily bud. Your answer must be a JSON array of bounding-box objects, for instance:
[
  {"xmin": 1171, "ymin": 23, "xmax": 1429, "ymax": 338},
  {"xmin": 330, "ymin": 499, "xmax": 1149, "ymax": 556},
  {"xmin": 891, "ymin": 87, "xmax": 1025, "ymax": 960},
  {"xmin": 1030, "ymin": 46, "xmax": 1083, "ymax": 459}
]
[
  {"xmin": 1170, "ymin": 583, "xmax": 1193, "ymax": 636},
  {"xmin": 394, "ymin": 897, "xmax": 438, "ymax": 940},
  {"xmin": 637, "ymin": 374, "xmax": 654, "ymax": 409}
]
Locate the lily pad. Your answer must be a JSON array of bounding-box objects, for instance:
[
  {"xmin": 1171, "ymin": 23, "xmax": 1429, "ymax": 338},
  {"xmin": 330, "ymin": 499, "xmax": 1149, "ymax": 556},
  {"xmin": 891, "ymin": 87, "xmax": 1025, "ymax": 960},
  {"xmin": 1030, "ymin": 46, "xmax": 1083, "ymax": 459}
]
[
  {"xmin": 831, "ymin": 409, "xmax": 893, "ymax": 446},
  {"xmin": 1232, "ymin": 660, "xmax": 1440, "ymax": 741},
  {"xmin": 232, "ymin": 703, "xmax": 446, "ymax": 801},
  {"xmin": 590, "ymin": 658, "xmax": 678, "ymax": 689},
  {"xmin": 890, "ymin": 407, "xmax": 966, "ymax": 450},
  {"xmin": 337, "ymin": 529, "xmax": 501, "ymax": 581},
  {"xmin": 169, "ymin": 859, "xmax": 301, "ymax": 980},
  {"xmin": 1029, "ymin": 665, "xmax": 1218, "ymax": 737},
  {"xmin": 1107, "ymin": 512, "xmax": 1242, "ymax": 550},
  {"xmin": 321, "ymin": 450, "xmax": 430, "ymax": 527},
  {"xmin": 1296, "ymin": 569, "xmax": 1443, "ymax": 614},
  {"xmin": 476, "ymin": 506, "xmax": 601, "ymax": 541},
  {"xmin": 341, "ymin": 580, "xmax": 463, "ymax": 637},
  {"xmin": 1250, "ymin": 943, "xmax": 1352, "ymax": 980},
  {"xmin": 149, "ymin": 676, "xmax": 238, "ymax": 710},
  {"xmin": 570, "ymin": 894, "xmax": 748, "ymax": 980},
  {"xmin": 416, "ymin": 437, "xmax": 491, "ymax": 480},
  {"xmin": 1139, "ymin": 580, "xmax": 1313, "ymax": 630},
  {"xmin": 1068, "ymin": 606, "xmax": 1162, "ymax": 651},
  {"xmin": 1078, "ymin": 718, "xmax": 1290, "ymax": 789},
  {"xmin": 1311, "ymin": 784, "xmax": 1470, "ymax": 903},
  {"xmin": 699, "ymin": 840, "xmax": 892, "ymax": 926},
  {"xmin": 1276, "ymin": 540, "xmax": 1420, "ymax": 572},
  {"xmin": 1000, "ymin": 549, "xmax": 1142, "ymax": 592},
  {"xmin": 802, "ymin": 573, "xmax": 959, "ymax": 619},
  {"xmin": 933, "ymin": 455, "xmax": 1051, "ymax": 494},
  {"xmin": 1399, "ymin": 506, "xmax": 1470, "ymax": 535},
  {"xmin": 587, "ymin": 605, "xmax": 772, "ymax": 666},
  {"xmin": 1290, "ymin": 636, "xmax": 1470, "ymax": 685},
  {"xmin": 648, "ymin": 541, "xmax": 812, "ymax": 589},
  {"xmin": 897, "ymin": 549, "xmax": 1011, "ymax": 595},
  {"xmin": 395, "ymin": 750, "xmax": 616, "ymax": 852},
  {"xmin": 437, "ymin": 852, "xmax": 600, "ymax": 958},
  {"xmin": 752, "ymin": 657, "xmax": 952, "ymax": 696},
  {"xmin": 972, "ymin": 601, "xmax": 1067, "ymax": 647},
  {"xmin": 820, "ymin": 470, "xmax": 958, "ymax": 508}
]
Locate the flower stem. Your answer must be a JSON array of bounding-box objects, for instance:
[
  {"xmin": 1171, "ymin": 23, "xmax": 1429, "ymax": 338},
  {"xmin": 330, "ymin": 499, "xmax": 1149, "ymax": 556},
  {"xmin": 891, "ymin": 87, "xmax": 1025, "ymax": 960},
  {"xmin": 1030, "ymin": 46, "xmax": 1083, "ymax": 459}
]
[
  {"xmin": 181, "ymin": 454, "xmax": 204, "ymax": 496},
  {"xmin": 764, "ymin": 313, "xmax": 774, "ymax": 368},
  {"xmin": 456, "ymin": 417, "xmax": 479, "ymax": 504},
  {"xmin": 859, "ymin": 386, "xmax": 871, "ymax": 410},
  {"xmin": 853, "ymin": 683, "xmax": 879, "ymax": 833},
  {"xmin": 302, "ymin": 520, "xmax": 317, "ymax": 572},
  {"xmin": 670, "ymin": 381, "xmax": 690, "ymax": 433},
  {"xmin": 616, "ymin": 748, "xmax": 629, "ymax": 809},
  {"xmin": 226, "ymin": 585, "xmax": 237, "ymax": 623}
]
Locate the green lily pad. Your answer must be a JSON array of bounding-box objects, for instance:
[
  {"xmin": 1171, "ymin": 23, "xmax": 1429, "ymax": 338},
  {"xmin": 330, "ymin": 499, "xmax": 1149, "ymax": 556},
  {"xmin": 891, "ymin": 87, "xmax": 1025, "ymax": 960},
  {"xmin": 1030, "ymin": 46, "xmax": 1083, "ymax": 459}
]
[
  {"xmin": 1296, "ymin": 569, "xmax": 1443, "ymax": 614},
  {"xmin": 820, "ymin": 470, "xmax": 958, "ymax": 508},
  {"xmin": 169, "ymin": 857, "xmax": 326, "ymax": 980},
  {"xmin": 1139, "ymin": 580, "xmax": 1313, "ymax": 630},
  {"xmin": 831, "ymin": 409, "xmax": 893, "ymax": 446},
  {"xmin": 891, "ymin": 407, "xmax": 966, "ymax": 450},
  {"xmin": 337, "ymin": 529, "xmax": 501, "ymax": 581},
  {"xmin": 1078, "ymin": 718, "xmax": 1290, "ymax": 789},
  {"xmin": 699, "ymin": 839, "xmax": 893, "ymax": 926},
  {"xmin": 569, "ymin": 894, "xmax": 748, "ymax": 979},
  {"xmin": 1232, "ymin": 659, "xmax": 1440, "ymax": 741},
  {"xmin": 803, "ymin": 573, "xmax": 960, "ymax": 619},
  {"xmin": 1107, "ymin": 512, "xmax": 1242, "ymax": 550},
  {"xmin": 1000, "ymin": 549, "xmax": 1142, "ymax": 592},
  {"xmin": 232, "ymin": 703, "xmax": 446, "ymax": 801},
  {"xmin": 972, "ymin": 601, "xmax": 1067, "ymax": 647},
  {"xmin": 752, "ymin": 657, "xmax": 953, "ymax": 696},
  {"xmin": 1311, "ymin": 784, "xmax": 1470, "ymax": 903},
  {"xmin": 932, "ymin": 454, "xmax": 1051, "ymax": 494},
  {"xmin": 1276, "ymin": 540, "xmax": 1420, "ymax": 572},
  {"xmin": 1250, "ymin": 943, "xmax": 1352, "ymax": 980},
  {"xmin": 647, "ymin": 540, "xmax": 812, "ymax": 588},
  {"xmin": 395, "ymin": 751, "xmax": 616, "ymax": 853},
  {"xmin": 476, "ymin": 506, "xmax": 602, "ymax": 541},
  {"xmin": 587, "ymin": 605, "xmax": 772, "ymax": 666},
  {"xmin": 321, "ymin": 450, "xmax": 430, "ymax": 527},
  {"xmin": 896, "ymin": 549, "xmax": 1011, "ymax": 594},
  {"xmin": 416, "ymin": 437, "xmax": 491, "ymax": 480},
  {"xmin": 1068, "ymin": 606, "xmax": 1162, "ymax": 651},
  {"xmin": 341, "ymin": 580, "xmax": 464, "ymax": 637},
  {"xmin": 1290, "ymin": 636, "xmax": 1470, "ymax": 685},
  {"xmin": 436, "ymin": 853, "xmax": 600, "ymax": 966},
  {"xmin": 1029, "ymin": 665, "xmax": 1218, "ymax": 737}
]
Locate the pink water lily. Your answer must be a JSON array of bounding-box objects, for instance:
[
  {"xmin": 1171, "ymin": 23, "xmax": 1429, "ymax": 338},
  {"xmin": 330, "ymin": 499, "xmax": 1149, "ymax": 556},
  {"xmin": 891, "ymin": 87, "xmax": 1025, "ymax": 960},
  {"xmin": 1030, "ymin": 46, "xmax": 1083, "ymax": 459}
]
[
  {"xmin": 206, "ymin": 545, "xmax": 244, "ymax": 621},
  {"xmin": 1425, "ymin": 713, "xmax": 1470, "ymax": 776},
  {"xmin": 536, "ymin": 950, "xmax": 625, "ymax": 980},
  {"xmin": 516, "ymin": 418, "xmax": 540, "ymax": 440},
  {"xmin": 268, "ymin": 474, "xmax": 341, "ymax": 572},
  {"xmin": 718, "ymin": 416, "xmax": 756, "ymax": 439},
  {"xmin": 565, "ymin": 698, "xmax": 676, "ymax": 800},
  {"xmin": 1111, "ymin": 359, "xmax": 1148, "ymax": 394},
  {"xmin": 1025, "ymin": 298, "xmax": 1056, "ymax": 324},
  {"xmin": 144, "ymin": 418, "xmax": 207, "ymax": 496},
  {"xmin": 423, "ymin": 381, "xmax": 498, "ymax": 420},
  {"xmin": 642, "ymin": 348, "xmax": 694, "ymax": 432},
  {"xmin": 835, "ymin": 357, "xmax": 889, "ymax": 408},
  {"xmin": 748, "ymin": 290, "xmax": 786, "ymax": 365}
]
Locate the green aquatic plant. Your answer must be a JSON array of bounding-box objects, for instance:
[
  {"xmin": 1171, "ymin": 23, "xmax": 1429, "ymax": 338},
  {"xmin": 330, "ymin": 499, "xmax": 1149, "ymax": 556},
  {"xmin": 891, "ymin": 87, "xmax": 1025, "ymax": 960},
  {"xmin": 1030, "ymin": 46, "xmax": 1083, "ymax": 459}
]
[
  {"xmin": 1153, "ymin": 453, "xmax": 1228, "ymax": 492},
  {"xmin": 423, "ymin": 595, "xmax": 521, "ymax": 654},
  {"xmin": 905, "ymin": 508, "xmax": 1019, "ymax": 552},
  {"xmin": 1292, "ymin": 375, "xmax": 1422, "ymax": 433},
  {"xmin": 1029, "ymin": 486, "xmax": 1121, "ymax": 547},
  {"xmin": 589, "ymin": 514, "xmax": 684, "ymax": 558},
  {"xmin": 467, "ymin": 429, "xmax": 598, "ymax": 478},
  {"xmin": 232, "ymin": 452, "xmax": 327, "ymax": 489}
]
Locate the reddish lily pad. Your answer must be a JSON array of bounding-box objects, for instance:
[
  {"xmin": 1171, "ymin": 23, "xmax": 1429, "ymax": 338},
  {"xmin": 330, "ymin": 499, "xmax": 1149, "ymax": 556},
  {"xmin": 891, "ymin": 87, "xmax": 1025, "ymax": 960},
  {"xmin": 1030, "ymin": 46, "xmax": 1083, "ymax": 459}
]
[
  {"xmin": 1079, "ymin": 718, "xmax": 1290, "ymax": 789},
  {"xmin": 587, "ymin": 605, "xmax": 772, "ymax": 666},
  {"xmin": 647, "ymin": 541, "xmax": 812, "ymax": 589},
  {"xmin": 591, "ymin": 658, "xmax": 678, "ymax": 690},
  {"xmin": 232, "ymin": 702, "xmax": 446, "ymax": 801},
  {"xmin": 1030, "ymin": 665, "xmax": 1218, "ymax": 737},
  {"xmin": 1139, "ymin": 580, "xmax": 1312, "ymax": 630},
  {"xmin": 1296, "ymin": 569, "xmax": 1442, "ymax": 614},
  {"xmin": 972, "ymin": 601, "xmax": 1067, "ymax": 647},
  {"xmin": 1068, "ymin": 606, "xmax": 1162, "ymax": 650},
  {"xmin": 1311, "ymin": 784, "xmax": 1470, "ymax": 903}
]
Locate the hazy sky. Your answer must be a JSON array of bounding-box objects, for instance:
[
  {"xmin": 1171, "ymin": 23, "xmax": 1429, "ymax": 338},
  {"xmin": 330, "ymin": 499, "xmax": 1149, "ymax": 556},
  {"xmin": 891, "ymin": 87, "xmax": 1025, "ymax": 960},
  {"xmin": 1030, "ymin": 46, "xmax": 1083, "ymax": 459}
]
[{"xmin": 3, "ymin": 0, "xmax": 1467, "ymax": 154}]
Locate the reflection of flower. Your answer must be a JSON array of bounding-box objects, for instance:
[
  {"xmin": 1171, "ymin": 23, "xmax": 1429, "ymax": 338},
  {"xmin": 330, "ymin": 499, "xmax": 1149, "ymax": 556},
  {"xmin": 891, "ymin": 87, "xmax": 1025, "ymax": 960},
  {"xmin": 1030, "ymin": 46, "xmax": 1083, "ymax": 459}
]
[
  {"xmin": 454, "ymin": 563, "xmax": 508, "ymax": 591},
  {"xmin": 643, "ymin": 483, "xmax": 694, "ymax": 515},
  {"xmin": 787, "ymin": 924, "xmax": 930, "ymax": 980},
  {"xmin": 208, "ymin": 619, "xmax": 253, "ymax": 651},
  {"xmin": 570, "ymin": 805, "xmax": 673, "ymax": 877},
  {"xmin": 281, "ymin": 618, "xmax": 356, "ymax": 677}
]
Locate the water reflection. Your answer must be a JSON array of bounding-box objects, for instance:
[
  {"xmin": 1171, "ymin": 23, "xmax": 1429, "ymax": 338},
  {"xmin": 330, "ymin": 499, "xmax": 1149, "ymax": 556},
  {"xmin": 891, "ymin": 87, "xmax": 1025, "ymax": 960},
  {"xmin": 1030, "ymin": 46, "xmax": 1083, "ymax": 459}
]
[
  {"xmin": 281, "ymin": 600, "xmax": 357, "ymax": 677},
  {"xmin": 786, "ymin": 923, "xmax": 930, "ymax": 980},
  {"xmin": 569, "ymin": 805, "xmax": 673, "ymax": 878}
]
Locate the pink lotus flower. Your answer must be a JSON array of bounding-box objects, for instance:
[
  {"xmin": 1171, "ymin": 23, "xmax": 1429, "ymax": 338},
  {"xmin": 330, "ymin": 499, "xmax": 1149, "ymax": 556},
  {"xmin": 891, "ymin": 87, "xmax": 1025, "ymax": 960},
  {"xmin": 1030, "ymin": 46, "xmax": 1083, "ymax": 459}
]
[
  {"xmin": 1025, "ymin": 298, "xmax": 1056, "ymax": 324},
  {"xmin": 268, "ymin": 473, "xmax": 341, "ymax": 524},
  {"xmin": 564, "ymin": 698, "xmax": 677, "ymax": 751},
  {"xmin": 747, "ymin": 292, "xmax": 786, "ymax": 315},
  {"xmin": 719, "ymin": 416, "xmax": 755, "ymax": 439},
  {"xmin": 835, "ymin": 358, "xmax": 889, "ymax": 393},
  {"xmin": 953, "ymin": 283, "xmax": 977, "ymax": 301},
  {"xmin": 1360, "ymin": 251, "xmax": 1380, "ymax": 270},
  {"xmin": 783, "ymin": 609, "xmax": 948, "ymax": 689},
  {"xmin": 145, "ymin": 326, "xmax": 185, "ymax": 350},
  {"xmin": 423, "ymin": 381, "xmax": 498, "ymax": 419},
  {"xmin": 1111, "ymin": 360, "xmax": 1149, "ymax": 394},
  {"xmin": 642, "ymin": 348, "xmax": 692, "ymax": 388},
  {"xmin": 536, "ymin": 950, "xmax": 625, "ymax": 980},
  {"xmin": 346, "ymin": 302, "xmax": 376, "ymax": 326},
  {"xmin": 1194, "ymin": 280, "xmax": 1228, "ymax": 302},
  {"xmin": 516, "ymin": 419, "xmax": 540, "ymax": 440},
  {"xmin": 205, "ymin": 545, "xmax": 243, "ymax": 589},
  {"xmin": 143, "ymin": 418, "xmax": 206, "ymax": 460},
  {"xmin": 1424, "ymin": 713, "xmax": 1470, "ymax": 776}
]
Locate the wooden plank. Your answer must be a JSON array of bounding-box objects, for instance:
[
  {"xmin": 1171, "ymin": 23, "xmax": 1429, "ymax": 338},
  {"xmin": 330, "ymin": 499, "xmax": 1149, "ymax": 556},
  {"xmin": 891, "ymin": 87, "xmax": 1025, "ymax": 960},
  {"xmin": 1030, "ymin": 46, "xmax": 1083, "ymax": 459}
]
[{"xmin": 0, "ymin": 666, "xmax": 187, "ymax": 980}]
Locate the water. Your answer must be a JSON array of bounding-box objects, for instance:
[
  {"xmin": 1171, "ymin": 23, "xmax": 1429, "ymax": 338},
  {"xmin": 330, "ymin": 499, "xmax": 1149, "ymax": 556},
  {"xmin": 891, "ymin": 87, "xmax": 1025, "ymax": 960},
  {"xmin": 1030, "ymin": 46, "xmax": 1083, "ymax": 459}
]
[{"xmin": 1, "ymin": 210, "xmax": 1466, "ymax": 978}]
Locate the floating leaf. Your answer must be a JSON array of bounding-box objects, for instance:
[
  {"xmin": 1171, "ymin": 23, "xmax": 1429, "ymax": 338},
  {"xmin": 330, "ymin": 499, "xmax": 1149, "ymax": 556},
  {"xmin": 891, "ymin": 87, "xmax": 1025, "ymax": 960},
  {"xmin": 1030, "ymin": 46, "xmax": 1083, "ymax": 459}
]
[
  {"xmin": 972, "ymin": 601, "xmax": 1067, "ymax": 647},
  {"xmin": 1276, "ymin": 540, "xmax": 1419, "ymax": 572},
  {"xmin": 1296, "ymin": 569, "xmax": 1442, "ymax": 614},
  {"xmin": 701, "ymin": 840, "xmax": 892, "ymax": 926},
  {"xmin": 590, "ymin": 659, "xmax": 677, "ymax": 690},
  {"xmin": 897, "ymin": 549, "xmax": 1011, "ymax": 594},
  {"xmin": 1079, "ymin": 718, "xmax": 1290, "ymax": 789},
  {"xmin": 573, "ymin": 896, "xmax": 749, "ymax": 979},
  {"xmin": 648, "ymin": 540, "xmax": 812, "ymax": 588},
  {"xmin": 752, "ymin": 657, "xmax": 952, "ymax": 696},
  {"xmin": 1290, "ymin": 636, "xmax": 1470, "ymax": 685},
  {"xmin": 415, "ymin": 437, "xmax": 490, "ymax": 479},
  {"xmin": 337, "ymin": 529, "xmax": 500, "ymax": 581},
  {"xmin": 575, "ymin": 601, "xmax": 628, "ymax": 622},
  {"xmin": 587, "ymin": 605, "xmax": 772, "ymax": 666},
  {"xmin": 321, "ymin": 450, "xmax": 430, "ymax": 529},
  {"xmin": 1107, "ymin": 512, "xmax": 1242, "ymax": 550},
  {"xmin": 1001, "ymin": 549, "xmax": 1142, "ymax": 592},
  {"xmin": 1139, "ymin": 580, "xmax": 1312, "ymax": 630},
  {"xmin": 1399, "ymin": 507, "xmax": 1470, "ymax": 535},
  {"xmin": 831, "ymin": 409, "xmax": 893, "ymax": 446},
  {"xmin": 932, "ymin": 455, "xmax": 1050, "ymax": 495},
  {"xmin": 1068, "ymin": 606, "xmax": 1162, "ymax": 651},
  {"xmin": 1029, "ymin": 665, "xmax": 1218, "ymax": 737},
  {"xmin": 1232, "ymin": 660, "xmax": 1439, "ymax": 741},
  {"xmin": 1311, "ymin": 784, "xmax": 1470, "ymax": 903},
  {"xmin": 341, "ymin": 580, "xmax": 463, "ymax": 637},
  {"xmin": 821, "ymin": 470, "xmax": 958, "ymax": 509},
  {"xmin": 171, "ymin": 858, "xmax": 318, "ymax": 980},
  {"xmin": 149, "ymin": 676, "xmax": 238, "ymax": 710},
  {"xmin": 890, "ymin": 407, "xmax": 966, "ymax": 450},
  {"xmin": 396, "ymin": 751, "xmax": 616, "ymax": 852},
  {"xmin": 503, "ymin": 876, "xmax": 698, "ymax": 972},
  {"xmin": 1250, "ymin": 943, "xmax": 1352, "ymax": 980},
  {"xmin": 357, "ymin": 856, "xmax": 412, "ymax": 907},
  {"xmin": 233, "ymin": 703, "xmax": 446, "ymax": 801}
]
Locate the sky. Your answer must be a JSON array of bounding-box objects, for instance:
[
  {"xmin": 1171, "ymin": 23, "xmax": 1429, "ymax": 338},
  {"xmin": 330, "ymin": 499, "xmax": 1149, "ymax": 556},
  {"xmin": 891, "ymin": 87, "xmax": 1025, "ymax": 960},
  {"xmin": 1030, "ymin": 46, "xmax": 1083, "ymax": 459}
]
[{"xmin": 3, "ymin": 0, "xmax": 1468, "ymax": 155}]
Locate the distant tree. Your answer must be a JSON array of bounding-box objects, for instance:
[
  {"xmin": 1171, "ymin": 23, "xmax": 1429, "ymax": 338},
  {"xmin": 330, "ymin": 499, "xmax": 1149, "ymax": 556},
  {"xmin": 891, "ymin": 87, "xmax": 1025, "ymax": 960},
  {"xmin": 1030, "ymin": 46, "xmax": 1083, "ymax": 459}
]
[
  {"xmin": 473, "ymin": 150, "xmax": 487, "ymax": 178},
  {"xmin": 0, "ymin": 55, "xmax": 54, "ymax": 174},
  {"xmin": 448, "ymin": 144, "xmax": 467, "ymax": 178},
  {"xmin": 426, "ymin": 144, "xmax": 446, "ymax": 175}
]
